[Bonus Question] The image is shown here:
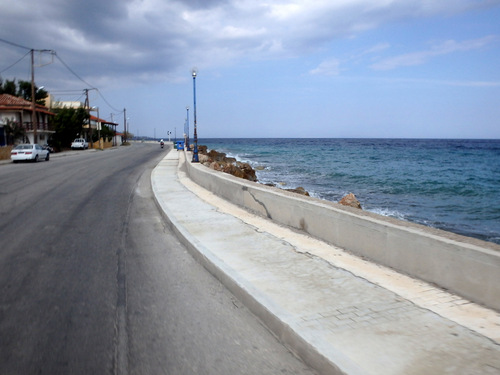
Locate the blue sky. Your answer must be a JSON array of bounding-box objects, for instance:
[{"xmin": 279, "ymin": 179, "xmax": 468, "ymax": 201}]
[{"xmin": 1, "ymin": 0, "xmax": 499, "ymax": 139}]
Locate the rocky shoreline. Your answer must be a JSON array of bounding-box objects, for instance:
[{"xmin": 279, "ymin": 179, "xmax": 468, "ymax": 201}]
[{"xmin": 197, "ymin": 145, "xmax": 361, "ymax": 208}]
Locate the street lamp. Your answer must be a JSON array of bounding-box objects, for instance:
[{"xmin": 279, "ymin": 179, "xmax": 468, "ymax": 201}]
[
  {"xmin": 191, "ymin": 68, "xmax": 199, "ymax": 163},
  {"xmin": 185, "ymin": 106, "xmax": 190, "ymax": 151}
]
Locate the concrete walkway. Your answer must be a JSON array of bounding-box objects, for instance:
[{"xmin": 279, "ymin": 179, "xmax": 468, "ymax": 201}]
[{"xmin": 151, "ymin": 150, "xmax": 500, "ymax": 375}]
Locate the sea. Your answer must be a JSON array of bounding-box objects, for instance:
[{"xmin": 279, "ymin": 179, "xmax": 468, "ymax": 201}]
[{"xmin": 198, "ymin": 138, "xmax": 500, "ymax": 245}]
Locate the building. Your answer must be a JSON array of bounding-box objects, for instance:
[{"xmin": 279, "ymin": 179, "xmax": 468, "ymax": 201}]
[
  {"xmin": 48, "ymin": 96, "xmax": 119, "ymax": 146},
  {"xmin": 0, "ymin": 94, "xmax": 55, "ymax": 146}
]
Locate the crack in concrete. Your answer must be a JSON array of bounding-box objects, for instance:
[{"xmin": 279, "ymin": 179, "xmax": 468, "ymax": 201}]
[{"xmin": 243, "ymin": 186, "xmax": 272, "ymax": 219}]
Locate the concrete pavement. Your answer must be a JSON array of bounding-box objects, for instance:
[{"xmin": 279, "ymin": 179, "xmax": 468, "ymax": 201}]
[{"xmin": 152, "ymin": 149, "xmax": 500, "ymax": 375}]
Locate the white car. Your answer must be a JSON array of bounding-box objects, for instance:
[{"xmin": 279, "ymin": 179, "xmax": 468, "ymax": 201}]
[
  {"xmin": 71, "ymin": 138, "xmax": 89, "ymax": 150},
  {"xmin": 11, "ymin": 144, "xmax": 50, "ymax": 163}
]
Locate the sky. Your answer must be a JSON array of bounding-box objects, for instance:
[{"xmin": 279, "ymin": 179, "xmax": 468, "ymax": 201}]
[{"xmin": 1, "ymin": 0, "xmax": 499, "ymax": 139}]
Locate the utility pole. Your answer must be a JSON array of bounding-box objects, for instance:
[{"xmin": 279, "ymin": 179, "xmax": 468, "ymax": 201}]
[
  {"xmin": 123, "ymin": 108, "xmax": 127, "ymax": 143},
  {"xmin": 84, "ymin": 89, "xmax": 93, "ymax": 148},
  {"xmin": 96, "ymin": 107, "xmax": 101, "ymax": 149},
  {"xmin": 26, "ymin": 47, "xmax": 54, "ymax": 144},
  {"xmin": 31, "ymin": 49, "xmax": 37, "ymax": 144},
  {"xmin": 111, "ymin": 113, "xmax": 115, "ymax": 146}
]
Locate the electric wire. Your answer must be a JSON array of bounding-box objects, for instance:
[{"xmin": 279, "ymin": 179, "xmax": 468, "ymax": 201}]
[
  {"xmin": 0, "ymin": 51, "xmax": 31, "ymax": 75},
  {"xmin": 0, "ymin": 38, "xmax": 31, "ymax": 51},
  {"xmin": 96, "ymin": 89, "xmax": 122, "ymax": 113},
  {"xmin": 53, "ymin": 53, "xmax": 95, "ymax": 90},
  {"xmin": 54, "ymin": 53, "xmax": 123, "ymax": 114},
  {"xmin": 0, "ymin": 37, "xmax": 125, "ymax": 116}
]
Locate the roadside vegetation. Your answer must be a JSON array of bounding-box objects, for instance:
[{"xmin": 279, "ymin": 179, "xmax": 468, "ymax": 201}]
[{"xmin": 1, "ymin": 78, "xmax": 116, "ymax": 151}]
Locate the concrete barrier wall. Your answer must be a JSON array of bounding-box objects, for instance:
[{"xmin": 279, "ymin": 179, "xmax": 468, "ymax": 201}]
[{"xmin": 183, "ymin": 153, "xmax": 500, "ymax": 311}]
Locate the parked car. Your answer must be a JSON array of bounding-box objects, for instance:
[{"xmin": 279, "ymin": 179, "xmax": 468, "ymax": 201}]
[
  {"xmin": 11, "ymin": 144, "xmax": 50, "ymax": 163},
  {"xmin": 71, "ymin": 138, "xmax": 89, "ymax": 150}
]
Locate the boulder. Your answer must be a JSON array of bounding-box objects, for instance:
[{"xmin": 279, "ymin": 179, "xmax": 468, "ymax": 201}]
[
  {"xmin": 339, "ymin": 193, "xmax": 362, "ymax": 209},
  {"xmin": 198, "ymin": 154, "xmax": 209, "ymax": 163},
  {"xmin": 199, "ymin": 145, "xmax": 258, "ymax": 182},
  {"xmin": 285, "ymin": 187, "xmax": 310, "ymax": 196},
  {"xmin": 206, "ymin": 149, "xmax": 227, "ymax": 162},
  {"xmin": 236, "ymin": 162, "xmax": 257, "ymax": 182},
  {"xmin": 198, "ymin": 145, "xmax": 208, "ymax": 154}
]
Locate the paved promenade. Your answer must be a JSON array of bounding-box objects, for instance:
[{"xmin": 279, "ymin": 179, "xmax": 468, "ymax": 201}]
[{"xmin": 152, "ymin": 150, "xmax": 500, "ymax": 375}]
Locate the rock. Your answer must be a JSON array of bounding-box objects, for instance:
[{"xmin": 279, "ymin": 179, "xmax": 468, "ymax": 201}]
[
  {"xmin": 285, "ymin": 187, "xmax": 310, "ymax": 196},
  {"xmin": 198, "ymin": 145, "xmax": 258, "ymax": 182},
  {"xmin": 236, "ymin": 162, "xmax": 257, "ymax": 182},
  {"xmin": 339, "ymin": 193, "xmax": 362, "ymax": 209},
  {"xmin": 209, "ymin": 161, "xmax": 223, "ymax": 171},
  {"xmin": 207, "ymin": 149, "xmax": 227, "ymax": 162},
  {"xmin": 198, "ymin": 154, "xmax": 209, "ymax": 163}
]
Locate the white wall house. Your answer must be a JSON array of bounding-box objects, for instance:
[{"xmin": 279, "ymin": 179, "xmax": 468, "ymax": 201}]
[{"xmin": 0, "ymin": 94, "xmax": 55, "ymax": 145}]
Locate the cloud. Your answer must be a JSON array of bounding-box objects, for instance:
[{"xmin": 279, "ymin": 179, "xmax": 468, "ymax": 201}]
[
  {"xmin": 1, "ymin": 0, "xmax": 499, "ymax": 87},
  {"xmin": 310, "ymin": 42, "xmax": 390, "ymax": 76},
  {"xmin": 371, "ymin": 35, "xmax": 498, "ymax": 70},
  {"xmin": 309, "ymin": 58, "xmax": 341, "ymax": 76}
]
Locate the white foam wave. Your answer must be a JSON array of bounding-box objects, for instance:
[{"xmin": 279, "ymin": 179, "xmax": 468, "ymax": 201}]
[{"xmin": 367, "ymin": 207, "xmax": 407, "ymax": 221}]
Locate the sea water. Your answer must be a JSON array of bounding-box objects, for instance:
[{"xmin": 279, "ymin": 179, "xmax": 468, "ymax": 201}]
[{"xmin": 198, "ymin": 138, "xmax": 500, "ymax": 245}]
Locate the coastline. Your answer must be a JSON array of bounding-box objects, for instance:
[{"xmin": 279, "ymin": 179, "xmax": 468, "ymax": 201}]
[{"xmin": 199, "ymin": 138, "xmax": 500, "ymax": 245}]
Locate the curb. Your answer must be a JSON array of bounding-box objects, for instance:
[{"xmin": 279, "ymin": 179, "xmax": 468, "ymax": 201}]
[{"xmin": 150, "ymin": 152, "xmax": 359, "ymax": 375}]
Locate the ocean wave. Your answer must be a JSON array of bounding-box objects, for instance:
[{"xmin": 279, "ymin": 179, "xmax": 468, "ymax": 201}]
[
  {"xmin": 201, "ymin": 138, "xmax": 500, "ymax": 244},
  {"xmin": 366, "ymin": 207, "xmax": 408, "ymax": 221}
]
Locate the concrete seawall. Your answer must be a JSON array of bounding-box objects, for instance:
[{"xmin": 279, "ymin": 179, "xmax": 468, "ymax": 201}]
[{"xmin": 184, "ymin": 153, "xmax": 500, "ymax": 312}]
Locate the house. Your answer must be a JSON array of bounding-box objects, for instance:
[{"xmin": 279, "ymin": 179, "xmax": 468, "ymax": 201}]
[
  {"xmin": 113, "ymin": 131, "xmax": 124, "ymax": 146},
  {"xmin": 89, "ymin": 114, "xmax": 119, "ymax": 147},
  {"xmin": 49, "ymin": 97, "xmax": 119, "ymax": 146},
  {"xmin": 0, "ymin": 94, "xmax": 55, "ymax": 146}
]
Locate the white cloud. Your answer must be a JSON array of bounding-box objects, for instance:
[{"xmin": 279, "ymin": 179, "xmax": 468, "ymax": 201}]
[
  {"xmin": 361, "ymin": 43, "xmax": 391, "ymax": 56},
  {"xmin": 309, "ymin": 58, "xmax": 341, "ymax": 76},
  {"xmin": 371, "ymin": 35, "xmax": 498, "ymax": 70},
  {"xmin": 1, "ymin": 0, "xmax": 499, "ymax": 86}
]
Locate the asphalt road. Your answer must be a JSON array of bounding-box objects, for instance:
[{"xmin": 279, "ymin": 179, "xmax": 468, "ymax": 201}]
[{"xmin": 0, "ymin": 144, "xmax": 315, "ymax": 375}]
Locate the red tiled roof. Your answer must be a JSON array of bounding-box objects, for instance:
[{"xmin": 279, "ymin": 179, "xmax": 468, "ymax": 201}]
[
  {"xmin": 90, "ymin": 114, "xmax": 118, "ymax": 126},
  {"xmin": 0, "ymin": 93, "xmax": 55, "ymax": 115}
]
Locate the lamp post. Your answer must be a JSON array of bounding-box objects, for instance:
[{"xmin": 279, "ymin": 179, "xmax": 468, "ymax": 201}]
[
  {"xmin": 191, "ymin": 68, "xmax": 199, "ymax": 162},
  {"xmin": 96, "ymin": 107, "xmax": 101, "ymax": 149},
  {"xmin": 185, "ymin": 106, "xmax": 190, "ymax": 151}
]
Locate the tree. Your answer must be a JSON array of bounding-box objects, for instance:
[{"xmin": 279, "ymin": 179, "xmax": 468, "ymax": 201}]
[
  {"xmin": 0, "ymin": 78, "xmax": 48, "ymax": 104},
  {"xmin": 17, "ymin": 80, "xmax": 48, "ymax": 104},
  {"xmin": 50, "ymin": 107, "xmax": 88, "ymax": 150},
  {"xmin": 123, "ymin": 131, "xmax": 134, "ymax": 144},
  {"xmin": 4, "ymin": 118, "xmax": 26, "ymax": 145},
  {"xmin": 0, "ymin": 78, "xmax": 17, "ymax": 96},
  {"xmin": 92, "ymin": 123, "xmax": 115, "ymax": 143},
  {"xmin": 101, "ymin": 124, "xmax": 115, "ymax": 141}
]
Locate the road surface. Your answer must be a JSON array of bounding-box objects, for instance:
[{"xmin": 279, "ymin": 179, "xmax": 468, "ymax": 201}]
[{"xmin": 0, "ymin": 144, "xmax": 315, "ymax": 375}]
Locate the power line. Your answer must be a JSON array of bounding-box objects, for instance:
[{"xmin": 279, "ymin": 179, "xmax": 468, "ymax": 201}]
[
  {"xmin": 54, "ymin": 54, "xmax": 123, "ymax": 114},
  {"xmin": 54, "ymin": 53, "xmax": 95, "ymax": 90},
  {"xmin": 49, "ymin": 89, "xmax": 85, "ymax": 94},
  {"xmin": 96, "ymin": 89, "xmax": 122, "ymax": 113},
  {"xmin": 0, "ymin": 50, "xmax": 31, "ymax": 75},
  {"xmin": 0, "ymin": 38, "xmax": 31, "ymax": 51},
  {"xmin": 0, "ymin": 37, "xmax": 125, "ymax": 117}
]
